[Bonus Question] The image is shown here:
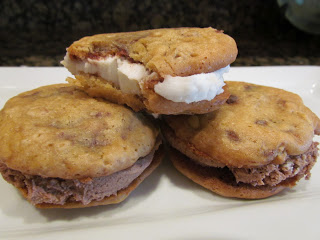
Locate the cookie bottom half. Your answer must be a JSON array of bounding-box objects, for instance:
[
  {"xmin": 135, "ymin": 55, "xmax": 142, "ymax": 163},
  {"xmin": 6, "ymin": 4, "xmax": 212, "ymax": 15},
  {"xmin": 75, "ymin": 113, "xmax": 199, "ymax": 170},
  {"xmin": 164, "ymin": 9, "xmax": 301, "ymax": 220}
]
[
  {"xmin": 2, "ymin": 146, "xmax": 164, "ymax": 209},
  {"xmin": 168, "ymin": 147, "xmax": 317, "ymax": 199}
]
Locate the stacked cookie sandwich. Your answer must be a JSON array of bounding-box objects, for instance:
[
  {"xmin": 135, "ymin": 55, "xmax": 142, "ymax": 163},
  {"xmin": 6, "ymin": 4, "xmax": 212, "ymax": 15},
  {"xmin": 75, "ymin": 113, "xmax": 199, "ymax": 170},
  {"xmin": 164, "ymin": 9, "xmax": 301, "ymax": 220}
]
[
  {"xmin": 61, "ymin": 27, "xmax": 237, "ymax": 115},
  {"xmin": 0, "ymin": 27, "xmax": 237, "ymax": 208},
  {"xmin": 1, "ymin": 27, "xmax": 318, "ymax": 207}
]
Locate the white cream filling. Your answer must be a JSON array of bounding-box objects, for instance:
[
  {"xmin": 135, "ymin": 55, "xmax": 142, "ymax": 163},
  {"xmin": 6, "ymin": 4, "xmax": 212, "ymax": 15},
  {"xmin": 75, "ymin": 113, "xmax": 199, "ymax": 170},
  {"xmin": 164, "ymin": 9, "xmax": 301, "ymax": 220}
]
[
  {"xmin": 61, "ymin": 54, "xmax": 148, "ymax": 94},
  {"xmin": 155, "ymin": 66, "xmax": 229, "ymax": 103},
  {"xmin": 61, "ymin": 54, "xmax": 229, "ymax": 103}
]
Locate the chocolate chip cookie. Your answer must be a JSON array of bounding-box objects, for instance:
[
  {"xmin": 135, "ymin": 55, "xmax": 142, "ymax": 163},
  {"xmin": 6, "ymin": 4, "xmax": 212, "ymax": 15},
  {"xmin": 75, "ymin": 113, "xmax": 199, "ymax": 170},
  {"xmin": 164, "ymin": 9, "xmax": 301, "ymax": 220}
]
[
  {"xmin": 162, "ymin": 81, "xmax": 320, "ymax": 199},
  {"xmin": 62, "ymin": 27, "xmax": 237, "ymax": 114},
  {"xmin": 0, "ymin": 84, "xmax": 163, "ymax": 208}
]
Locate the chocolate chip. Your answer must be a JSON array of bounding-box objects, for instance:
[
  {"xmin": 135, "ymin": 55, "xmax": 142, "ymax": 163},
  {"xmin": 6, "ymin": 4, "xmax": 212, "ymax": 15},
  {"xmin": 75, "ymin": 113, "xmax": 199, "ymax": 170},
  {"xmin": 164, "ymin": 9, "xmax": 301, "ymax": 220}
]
[
  {"xmin": 21, "ymin": 91, "xmax": 40, "ymax": 98},
  {"xmin": 277, "ymin": 99, "xmax": 287, "ymax": 107},
  {"xmin": 91, "ymin": 112, "xmax": 111, "ymax": 118},
  {"xmin": 226, "ymin": 95, "xmax": 238, "ymax": 104},
  {"xmin": 90, "ymin": 138, "xmax": 109, "ymax": 147},
  {"xmin": 95, "ymin": 112, "xmax": 103, "ymax": 117},
  {"xmin": 121, "ymin": 134, "xmax": 127, "ymax": 140},
  {"xmin": 226, "ymin": 130, "xmax": 240, "ymax": 141},
  {"xmin": 255, "ymin": 120, "xmax": 268, "ymax": 125},
  {"xmin": 244, "ymin": 85, "xmax": 253, "ymax": 91}
]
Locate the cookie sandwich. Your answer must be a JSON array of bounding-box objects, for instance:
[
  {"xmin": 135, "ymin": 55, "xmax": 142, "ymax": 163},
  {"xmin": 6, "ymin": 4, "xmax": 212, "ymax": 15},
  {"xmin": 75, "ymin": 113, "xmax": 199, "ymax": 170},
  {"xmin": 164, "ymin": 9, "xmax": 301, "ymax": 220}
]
[
  {"xmin": 0, "ymin": 84, "xmax": 163, "ymax": 208},
  {"xmin": 62, "ymin": 27, "xmax": 237, "ymax": 115},
  {"xmin": 162, "ymin": 81, "xmax": 320, "ymax": 199}
]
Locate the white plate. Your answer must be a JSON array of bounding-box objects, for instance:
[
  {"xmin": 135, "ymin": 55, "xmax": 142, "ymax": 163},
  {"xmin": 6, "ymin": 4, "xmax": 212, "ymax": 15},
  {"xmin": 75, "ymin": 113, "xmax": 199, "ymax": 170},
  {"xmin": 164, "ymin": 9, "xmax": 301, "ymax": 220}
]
[{"xmin": 0, "ymin": 66, "xmax": 319, "ymax": 240}]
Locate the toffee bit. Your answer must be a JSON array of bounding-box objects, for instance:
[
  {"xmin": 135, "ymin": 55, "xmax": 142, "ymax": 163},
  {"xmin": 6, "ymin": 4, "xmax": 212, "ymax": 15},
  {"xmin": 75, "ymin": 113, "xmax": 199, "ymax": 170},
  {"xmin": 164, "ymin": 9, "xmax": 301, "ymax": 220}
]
[
  {"xmin": 226, "ymin": 130, "xmax": 240, "ymax": 141},
  {"xmin": 255, "ymin": 120, "xmax": 268, "ymax": 126}
]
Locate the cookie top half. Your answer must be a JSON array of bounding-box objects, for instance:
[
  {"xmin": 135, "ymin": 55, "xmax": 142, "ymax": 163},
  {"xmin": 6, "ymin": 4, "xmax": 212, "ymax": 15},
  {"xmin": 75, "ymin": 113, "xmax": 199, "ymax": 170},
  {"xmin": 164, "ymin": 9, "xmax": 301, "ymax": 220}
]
[
  {"xmin": 66, "ymin": 27, "xmax": 237, "ymax": 77},
  {"xmin": 163, "ymin": 81, "xmax": 320, "ymax": 168},
  {"xmin": 0, "ymin": 84, "xmax": 159, "ymax": 179}
]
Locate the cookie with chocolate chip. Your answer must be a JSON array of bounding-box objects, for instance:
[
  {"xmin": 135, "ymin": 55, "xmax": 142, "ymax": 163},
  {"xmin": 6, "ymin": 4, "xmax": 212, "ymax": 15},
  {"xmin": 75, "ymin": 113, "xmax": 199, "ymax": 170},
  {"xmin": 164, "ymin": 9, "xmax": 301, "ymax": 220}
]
[
  {"xmin": 62, "ymin": 27, "xmax": 237, "ymax": 114},
  {"xmin": 162, "ymin": 81, "xmax": 320, "ymax": 199},
  {"xmin": 0, "ymin": 84, "xmax": 163, "ymax": 208}
]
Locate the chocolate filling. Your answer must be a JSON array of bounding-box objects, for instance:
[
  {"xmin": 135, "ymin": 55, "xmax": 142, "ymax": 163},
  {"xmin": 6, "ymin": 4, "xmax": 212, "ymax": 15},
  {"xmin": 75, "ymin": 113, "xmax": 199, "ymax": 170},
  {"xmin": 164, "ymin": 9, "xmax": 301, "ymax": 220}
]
[
  {"xmin": 0, "ymin": 150, "xmax": 154, "ymax": 206},
  {"xmin": 185, "ymin": 142, "xmax": 318, "ymax": 188},
  {"xmin": 230, "ymin": 142, "xmax": 318, "ymax": 186}
]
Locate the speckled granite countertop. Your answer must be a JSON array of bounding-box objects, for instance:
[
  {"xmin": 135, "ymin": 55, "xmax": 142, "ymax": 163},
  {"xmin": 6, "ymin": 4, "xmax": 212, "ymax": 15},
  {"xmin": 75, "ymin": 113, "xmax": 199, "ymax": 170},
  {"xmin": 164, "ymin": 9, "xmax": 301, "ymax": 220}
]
[{"xmin": 1, "ymin": 0, "xmax": 319, "ymax": 66}]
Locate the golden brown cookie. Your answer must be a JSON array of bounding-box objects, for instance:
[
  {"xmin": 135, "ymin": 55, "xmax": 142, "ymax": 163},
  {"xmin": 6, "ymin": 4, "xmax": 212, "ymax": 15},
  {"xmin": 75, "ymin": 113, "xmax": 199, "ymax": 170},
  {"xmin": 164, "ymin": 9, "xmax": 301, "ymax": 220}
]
[
  {"xmin": 169, "ymin": 148, "xmax": 287, "ymax": 199},
  {"xmin": 62, "ymin": 27, "xmax": 237, "ymax": 114},
  {"xmin": 0, "ymin": 84, "xmax": 163, "ymax": 208},
  {"xmin": 162, "ymin": 81, "xmax": 320, "ymax": 199}
]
